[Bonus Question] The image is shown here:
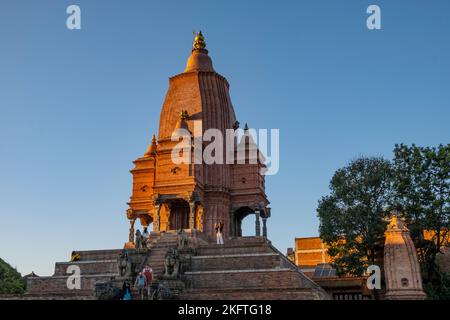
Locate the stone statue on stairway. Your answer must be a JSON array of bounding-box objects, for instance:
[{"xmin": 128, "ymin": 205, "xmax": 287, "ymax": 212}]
[
  {"xmin": 163, "ymin": 248, "xmax": 180, "ymax": 278},
  {"xmin": 135, "ymin": 230, "xmax": 147, "ymax": 250},
  {"xmin": 117, "ymin": 249, "xmax": 132, "ymax": 278},
  {"xmin": 177, "ymin": 229, "xmax": 190, "ymax": 250}
]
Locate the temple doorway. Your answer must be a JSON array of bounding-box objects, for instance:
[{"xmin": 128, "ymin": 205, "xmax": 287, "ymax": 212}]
[
  {"xmin": 233, "ymin": 207, "xmax": 254, "ymax": 237},
  {"xmin": 168, "ymin": 199, "xmax": 190, "ymax": 230}
]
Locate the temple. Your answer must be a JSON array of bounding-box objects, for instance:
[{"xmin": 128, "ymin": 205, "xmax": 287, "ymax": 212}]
[
  {"xmin": 19, "ymin": 34, "xmax": 443, "ymax": 301},
  {"xmin": 23, "ymin": 32, "xmax": 329, "ymax": 300},
  {"xmin": 126, "ymin": 31, "xmax": 270, "ymax": 241},
  {"xmin": 383, "ymin": 216, "xmax": 426, "ymax": 299},
  {"xmin": 289, "ymin": 215, "xmax": 431, "ymax": 300}
]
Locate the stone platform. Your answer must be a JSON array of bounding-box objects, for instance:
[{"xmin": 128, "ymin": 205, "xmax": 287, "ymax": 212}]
[{"xmin": 24, "ymin": 232, "xmax": 329, "ymax": 300}]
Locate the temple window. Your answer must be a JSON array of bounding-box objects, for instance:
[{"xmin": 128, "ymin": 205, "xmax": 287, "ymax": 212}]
[{"xmin": 401, "ymin": 278, "xmax": 409, "ymax": 287}]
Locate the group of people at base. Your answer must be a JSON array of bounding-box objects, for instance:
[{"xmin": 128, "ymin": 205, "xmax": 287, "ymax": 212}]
[
  {"xmin": 121, "ymin": 265, "xmax": 153, "ymax": 300},
  {"xmin": 121, "ymin": 221, "xmax": 223, "ymax": 300}
]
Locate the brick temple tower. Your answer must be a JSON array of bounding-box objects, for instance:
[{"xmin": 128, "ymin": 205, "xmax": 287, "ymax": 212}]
[
  {"xmin": 383, "ymin": 215, "xmax": 426, "ymax": 300},
  {"xmin": 126, "ymin": 32, "xmax": 270, "ymax": 242}
]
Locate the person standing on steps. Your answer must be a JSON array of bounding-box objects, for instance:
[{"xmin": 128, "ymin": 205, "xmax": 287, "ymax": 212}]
[
  {"xmin": 142, "ymin": 227, "xmax": 150, "ymax": 248},
  {"xmin": 143, "ymin": 227, "xmax": 149, "ymax": 240},
  {"xmin": 122, "ymin": 279, "xmax": 132, "ymax": 300},
  {"xmin": 134, "ymin": 272, "xmax": 147, "ymax": 300},
  {"xmin": 215, "ymin": 221, "xmax": 224, "ymax": 245},
  {"xmin": 142, "ymin": 265, "xmax": 153, "ymax": 299}
]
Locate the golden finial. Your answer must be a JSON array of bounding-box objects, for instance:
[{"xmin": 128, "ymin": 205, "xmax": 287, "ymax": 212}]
[
  {"xmin": 175, "ymin": 110, "xmax": 190, "ymax": 130},
  {"xmin": 144, "ymin": 133, "xmax": 157, "ymax": 157},
  {"xmin": 193, "ymin": 31, "xmax": 206, "ymax": 50},
  {"xmin": 179, "ymin": 110, "xmax": 190, "ymax": 119}
]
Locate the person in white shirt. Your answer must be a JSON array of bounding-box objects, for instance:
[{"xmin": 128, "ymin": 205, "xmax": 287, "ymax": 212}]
[
  {"xmin": 143, "ymin": 227, "xmax": 150, "ymax": 240},
  {"xmin": 215, "ymin": 221, "xmax": 224, "ymax": 245}
]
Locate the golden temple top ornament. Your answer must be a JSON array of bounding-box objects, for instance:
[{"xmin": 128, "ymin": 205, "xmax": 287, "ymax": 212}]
[
  {"xmin": 193, "ymin": 31, "xmax": 206, "ymax": 50},
  {"xmin": 179, "ymin": 110, "xmax": 189, "ymax": 119}
]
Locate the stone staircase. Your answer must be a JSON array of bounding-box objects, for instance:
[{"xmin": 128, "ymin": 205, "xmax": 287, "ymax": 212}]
[
  {"xmin": 25, "ymin": 249, "xmax": 121, "ymax": 299},
  {"xmin": 24, "ymin": 233, "xmax": 329, "ymax": 300},
  {"xmin": 145, "ymin": 232, "xmax": 179, "ymax": 278},
  {"xmin": 179, "ymin": 237, "xmax": 330, "ymax": 300},
  {"xmin": 24, "ymin": 232, "xmax": 182, "ymax": 299}
]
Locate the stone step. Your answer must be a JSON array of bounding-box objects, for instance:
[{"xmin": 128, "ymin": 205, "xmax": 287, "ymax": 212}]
[
  {"xmin": 226, "ymin": 236, "xmax": 271, "ymax": 245},
  {"xmin": 54, "ymin": 260, "xmax": 117, "ymax": 276},
  {"xmin": 74, "ymin": 249, "xmax": 121, "ymax": 262},
  {"xmin": 24, "ymin": 235, "xmax": 330, "ymax": 300},
  {"xmin": 26, "ymin": 273, "xmax": 117, "ymax": 294},
  {"xmin": 179, "ymin": 287, "xmax": 329, "ymax": 300},
  {"xmin": 20, "ymin": 291, "xmax": 96, "ymax": 300},
  {"xmin": 200, "ymin": 236, "xmax": 269, "ymax": 245},
  {"xmin": 151, "ymin": 242, "xmax": 177, "ymax": 248},
  {"xmin": 196, "ymin": 244, "xmax": 272, "ymax": 256},
  {"xmin": 154, "ymin": 236, "xmax": 178, "ymax": 241},
  {"xmin": 190, "ymin": 253, "xmax": 282, "ymax": 271},
  {"xmin": 146, "ymin": 261, "xmax": 165, "ymax": 267},
  {"xmin": 184, "ymin": 269, "xmax": 309, "ymax": 290},
  {"xmin": 148, "ymin": 247, "xmax": 175, "ymax": 253}
]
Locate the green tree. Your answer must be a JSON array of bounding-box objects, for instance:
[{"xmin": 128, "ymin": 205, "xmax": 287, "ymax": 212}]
[
  {"xmin": 317, "ymin": 156, "xmax": 394, "ymax": 276},
  {"xmin": 0, "ymin": 258, "xmax": 25, "ymax": 294},
  {"xmin": 392, "ymin": 143, "xmax": 450, "ymax": 297}
]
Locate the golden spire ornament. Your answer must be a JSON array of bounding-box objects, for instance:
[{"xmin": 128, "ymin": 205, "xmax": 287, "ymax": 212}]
[
  {"xmin": 144, "ymin": 133, "xmax": 157, "ymax": 157},
  {"xmin": 193, "ymin": 31, "xmax": 206, "ymax": 50},
  {"xmin": 179, "ymin": 110, "xmax": 189, "ymax": 119}
]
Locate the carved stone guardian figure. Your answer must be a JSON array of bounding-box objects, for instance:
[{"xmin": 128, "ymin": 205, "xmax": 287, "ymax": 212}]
[
  {"xmin": 135, "ymin": 230, "xmax": 147, "ymax": 250},
  {"xmin": 177, "ymin": 229, "xmax": 190, "ymax": 250},
  {"xmin": 163, "ymin": 248, "xmax": 181, "ymax": 278},
  {"xmin": 117, "ymin": 249, "xmax": 132, "ymax": 278}
]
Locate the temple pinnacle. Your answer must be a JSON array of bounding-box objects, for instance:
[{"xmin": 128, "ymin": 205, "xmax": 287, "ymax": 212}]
[
  {"xmin": 175, "ymin": 110, "xmax": 190, "ymax": 130},
  {"xmin": 193, "ymin": 31, "xmax": 206, "ymax": 50},
  {"xmin": 144, "ymin": 134, "xmax": 157, "ymax": 157}
]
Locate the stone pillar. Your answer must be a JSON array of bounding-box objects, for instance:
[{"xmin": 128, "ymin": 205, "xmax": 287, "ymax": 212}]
[
  {"xmin": 153, "ymin": 204, "xmax": 161, "ymax": 232},
  {"xmin": 196, "ymin": 206, "xmax": 204, "ymax": 232},
  {"xmin": 229, "ymin": 210, "xmax": 235, "ymax": 238},
  {"xmin": 129, "ymin": 219, "xmax": 136, "ymax": 243},
  {"xmin": 189, "ymin": 201, "xmax": 196, "ymax": 230},
  {"xmin": 255, "ymin": 210, "xmax": 261, "ymax": 237},
  {"xmin": 262, "ymin": 217, "xmax": 268, "ymax": 238}
]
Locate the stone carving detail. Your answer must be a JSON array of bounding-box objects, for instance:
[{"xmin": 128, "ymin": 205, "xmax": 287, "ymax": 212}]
[
  {"xmin": 177, "ymin": 229, "xmax": 190, "ymax": 250},
  {"xmin": 150, "ymin": 283, "xmax": 173, "ymax": 300},
  {"xmin": 171, "ymin": 167, "xmax": 181, "ymax": 174},
  {"xmin": 117, "ymin": 249, "xmax": 132, "ymax": 278},
  {"xmin": 135, "ymin": 230, "xmax": 147, "ymax": 250},
  {"xmin": 163, "ymin": 248, "xmax": 181, "ymax": 278},
  {"xmin": 93, "ymin": 281, "xmax": 121, "ymax": 300},
  {"xmin": 126, "ymin": 209, "xmax": 133, "ymax": 220}
]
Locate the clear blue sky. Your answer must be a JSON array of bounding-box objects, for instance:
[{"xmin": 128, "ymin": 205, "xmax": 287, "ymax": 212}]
[{"xmin": 0, "ymin": 0, "xmax": 449, "ymax": 276}]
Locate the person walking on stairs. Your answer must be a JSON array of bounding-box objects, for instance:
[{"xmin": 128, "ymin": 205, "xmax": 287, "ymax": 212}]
[
  {"xmin": 134, "ymin": 272, "xmax": 147, "ymax": 300},
  {"xmin": 142, "ymin": 265, "xmax": 153, "ymax": 299}
]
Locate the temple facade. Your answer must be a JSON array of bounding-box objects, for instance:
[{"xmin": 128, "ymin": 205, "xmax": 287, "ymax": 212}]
[{"xmin": 126, "ymin": 32, "xmax": 270, "ymax": 241}]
